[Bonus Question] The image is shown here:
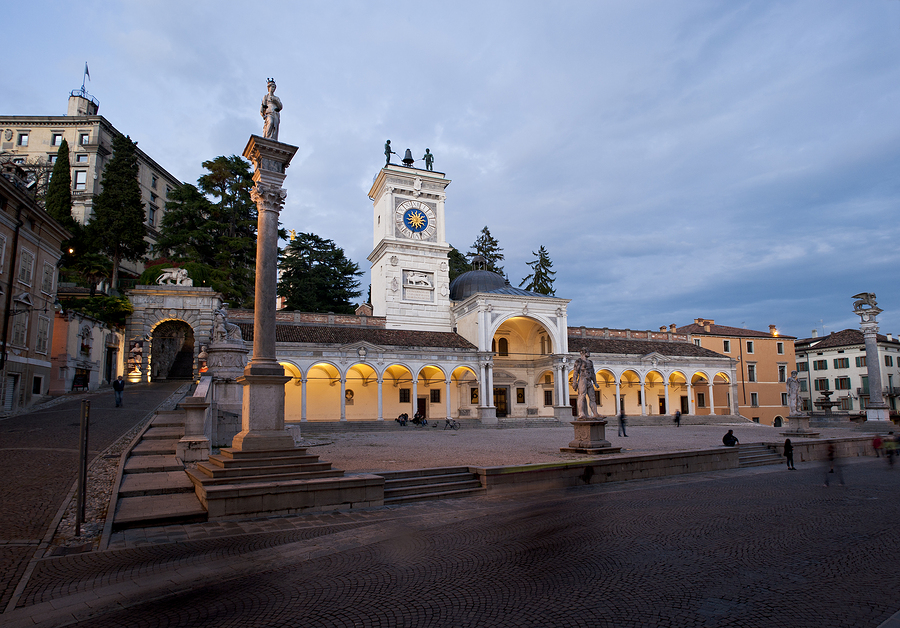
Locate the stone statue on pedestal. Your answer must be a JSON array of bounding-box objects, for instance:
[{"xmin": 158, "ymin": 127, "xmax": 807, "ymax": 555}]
[
  {"xmin": 786, "ymin": 370, "xmax": 803, "ymax": 416},
  {"xmin": 573, "ymin": 349, "xmax": 599, "ymax": 418},
  {"xmin": 213, "ymin": 308, "xmax": 243, "ymax": 342},
  {"xmin": 261, "ymin": 78, "xmax": 282, "ymax": 140}
]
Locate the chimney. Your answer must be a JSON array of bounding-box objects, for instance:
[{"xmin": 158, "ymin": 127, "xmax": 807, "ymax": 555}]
[
  {"xmin": 811, "ymin": 329, "xmax": 818, "ymax": 338},
  {"xmin": 888, "ymin": 333, "xmax": 894, "ymax": 342},
  {"xmin": 659, "ymin": 326, "xmax": 667, "ymax": 332},
  {"xmin": 669, "ymin": 324, "xmax": 677, "ymax": 333},
  {"xmin": 769, "ymin": 324, "xmax": 778, "ymax": 336},
  {"xmin": 694, "ymin": 318, "xmax": 703, "ymax": 325}
]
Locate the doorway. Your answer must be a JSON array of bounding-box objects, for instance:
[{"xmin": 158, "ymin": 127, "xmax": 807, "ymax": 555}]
[
  {"xmin": 494, "ymin": 387, "xmax": 509, "ymax": 418},
  {"xmin": 416, "ymin": 397, "xmax": 427, "ymax": 418},
  {"xmin": 658, "ymin": 398, "xmax": 666, "ymax": 414},
  {"xmin": 680, "ymin": 396, "xmax": 689, "ymax": 414},
  {"xmin": 151, "ymin": 320, "xmax": 195, "ymax": 380}
]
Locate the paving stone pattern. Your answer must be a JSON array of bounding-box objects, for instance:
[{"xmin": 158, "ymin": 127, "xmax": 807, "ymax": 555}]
[
  {"xmin": 16, "ymin": 459, "xmax": 899, "ymax": 628},
  {"xmin": 0, "ymin": 381, "xmax": 183, "ymax": 610}
]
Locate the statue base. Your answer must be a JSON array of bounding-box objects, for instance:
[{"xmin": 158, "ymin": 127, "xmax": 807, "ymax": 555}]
[
  {"xmin": 232, "ymin": 365, "xmax": 294, "ymax": 452},
  {"xmin": 865, "ymin": 406, "xmax": 891, "ymax": 421},
  {"xmin": 780, "ymin": 414, "xmax": 819, "ymax": 438},
  {"xmin": 560, "ymin": 419, "xmax": 621, "ymax": 455}
]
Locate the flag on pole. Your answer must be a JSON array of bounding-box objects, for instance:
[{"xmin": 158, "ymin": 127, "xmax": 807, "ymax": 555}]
[{"xmin": 84, "ymin": 63, "xmax": 90, "ymax": 81}]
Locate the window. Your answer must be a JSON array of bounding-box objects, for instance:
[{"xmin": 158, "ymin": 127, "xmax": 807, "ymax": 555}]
[
  {"xmin": 781, "ymin": 393, "xmax": 788, "ymax": 406},
  {"xmin": 544, "ymin": 390, "xmax": 553, "ymax": 406},
  {"xmin": 498, "ymin": 337, "xmax": 508, "ymax": 356},
  {"xmin": 747, "ymin": 363, "xmax": 756, "ymax": 382},
  {"xmin": 41, "ymin": 262, "xmax": 54, "ymax": 294},
  {"xmin": 36, "ymin": 317, "xmax": 50, "ymax": 354},
  {"xmin": 841, "ymin": 397, "xmax": 852, "ymax": 411},
  {"xmin": 399, "ymin": 388, "xmax": 410, "ymax": 403},
  {"xmin": 12, "ymin": 157, "xmax": 24, "ymax": 164},
  {"xmin": 833, "ymin": 358, "xmax": 849, "ymax": 369},
  {"xmin": 12, "ymin": 316, "xmax": 27, "ymax": 347},
  {"xmin": 697, "ymin": 392, "xmax": 706, "ymax": 408},
  {"xmin": 0, "ymin": 234, "xmax": 6, "ymax": 273},
  {"xmin": 750, "ymin": 392, "xmax": 758, "ymax": 407},
  {"xmin": 723, "ymin": 340, "xmax": 730, "ymax": 353},
  {"xmin": 835, "ymin": 377, "xmax": 851, "ymax": 390},
  {"xmin": 18, "ymin": 249, "xmax": 34, "ymax": 285},
  {"xmin": 151, "ymin": 174, "xmax": 158, "ymax": 189},
  {"xmin": 777, "ymin": 342, "xmax": 784, "ymax": 355},
  {"xmin": 796, "ymin": 362, "xmax": 808, "ymax": 372},
  {"xmin": 516, "ymin": 388, "xmax": 525, "ymax": 404},
  {"xmin": 430, "ymin": 388, "xmax": 440, "ymax": 403},
  {"xmin": 778, "ymin": 365, "xmax": 786, "ymax": 383},
  {"xmin": 885, "ymin": 355, "xmax": 894, "ymax": 367},
  {"xmin": 47, "ymin": 154, "xmax": 57, "ymax": 165},
  {"xmin": 17, "ymin": 133, "xmax": 28, "ymax": 146},
  {"xmin": 166, "ymin": 185, "xmax": 173, "ymax": 198},
  {"xmin": 746, "ymin": 341, "xmax": 754, "ymax": 354},
  {"xmin": 813, "ymin": 359, "xmax": 828, "ymax": 371},
  {"xmin": 74, "ymin": 170, "xmax": 87, "ymax": 191},
  {"xmin": 148, "ymin": 204, "xmax": 157, "ymax": 226},
  {"xmin": 861, "ymin": 376, "xmax": 869, "ymax": 395},
  {"xmin": 75, "ymin": 154, "xmax": 88, "ymax": 163},
  {"xmin": 51, "ymin": 133, "xmax": 63, "ymax": 146},
  {"xmin": 79, "ymin": 133, "xmax": 89, "ymax": 145},
  {"xmin": 814, "ymin": 378, "xmax": 829, "ymax": 391},
  {"xmin": 752, "ymin": 417, "xmax": 760, "ymax": 423},
  {"xmin": 694, "ymin": 338, "xmax": 701, "ymax": 347},
  {"xmin": 800, "ymin": 379, "xmax": 808, "ymax": 392},
  {"xmin": 856, "ymin": 356, "xmax": 867, "ymax": 367}
]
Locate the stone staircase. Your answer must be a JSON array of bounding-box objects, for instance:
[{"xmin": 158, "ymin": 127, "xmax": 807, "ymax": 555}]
[
  {"xmin": 379, "ymin": 467, "xmax": 485, "ymax": 505},
  {"xmin": 186, "ymin": 448, "xmax": 345, "ymax": 487},
  {"xmin": 738, "ymin": 443, "xmax": 784, "ymax": 468},
  {"xmin": 112, "ymin": 410, "xmax": 208, "ymax": 531}
]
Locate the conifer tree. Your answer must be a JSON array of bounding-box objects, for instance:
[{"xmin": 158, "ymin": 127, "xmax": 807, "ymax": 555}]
[
  {"xmin": 468, "ymin": 226, "xmax": 505, "ymax": 275},
  {"xmin": 45, "ymin": 139, "xmax": 74, "ymax": 229},
  {"xmin": 520, "ymin": 245, "xmax": 556, "ymax": 295},
  {"xmin": 89, "ymin": 133, "xmax": 148, "ymax": 291},
  {"xmin": 448, "ymin": 245, "xmax": 469, "ymax": 282},
  {"xmin": 277, "ymin": 233, "xmax": 362, "ymax": 314}
]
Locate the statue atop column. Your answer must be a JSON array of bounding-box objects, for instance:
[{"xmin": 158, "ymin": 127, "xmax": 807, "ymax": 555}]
[
  {"xmin": 260, "ymin": 78, "xmax": 282, "ymax": 140},
  {"xmin": 785, "ymin": 370, "xmax": 804, "ymax": 416},
  {"xmin": 423, "ymin": 148, "xmax": 434, "ymax": 171},
  {"xmin": 573, "ymin": 349, "xmax": 599, "ymax": 418}
]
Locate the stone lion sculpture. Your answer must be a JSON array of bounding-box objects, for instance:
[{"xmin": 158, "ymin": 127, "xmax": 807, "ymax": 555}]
[{"xmin": 157, "ymin": 268, "xmax": 193, "ymax": 287}]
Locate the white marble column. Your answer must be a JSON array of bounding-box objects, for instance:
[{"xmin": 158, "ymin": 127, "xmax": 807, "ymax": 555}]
[
  {"xmin": 861, "ymin": 315, "xmax": 890, "ymax": 420},
  {"xmin": 411, "ymin": 377, "xmax": 418, "ymax": 415},
  {"xmin": 640, "ymin": 381, "xmax": 647, "ymax": 416},
  {"xmin": 377, "ymin": 377, "xmax": 383, "ymax": 421},
  {"xmin": 615, "ymin": 381, "xmax": 621, "ymax": 414},
  {"xmin": 687, "ymin": 382, "xmax": 695, "ymax": 414},
  {"xmin": 445, "ymin": 380, "xmax": 451, "ymax": 419},
  {"xmin": 340, "ymin": 377, "xmax": 347, "ymax": 421},
  {"xmin": 232, "ymin": 135, "xmax": 299, "ymax": 452},
  {"xmin": 300, "ymin": 377, "xmax": 307, "ymax": 422},
  {"xmin": 708, "ymin": 381, "xmax": 716, "ymax": 415},
  {"xmin": 664, "ymin": 379, "xmax": 670, "ymax": 416}
]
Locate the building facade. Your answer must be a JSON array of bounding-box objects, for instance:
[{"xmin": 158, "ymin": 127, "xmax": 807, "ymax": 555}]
[
  {"xmin": 794, "ymin": 329, "xmax": 900, "ymax": 417},
  {"xmin": 678, "ymin": 318, "xmax": 795, "ymax": 425},
  {"xmin": 0, "ymin": 89, "xmax": 180, "ymax": 282},
  {"xmin": 0, "ymin": 164, "xmax": 70, "ymax": 412}
]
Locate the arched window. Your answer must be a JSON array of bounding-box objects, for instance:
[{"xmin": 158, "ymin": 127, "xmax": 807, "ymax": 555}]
[
  {"xmin": 491, "ymin": 338, "xmax": 496, "ymax": 353},
  {"xmin": 498, "ymin": 338, "xmax": 509, "ymax": 357}
]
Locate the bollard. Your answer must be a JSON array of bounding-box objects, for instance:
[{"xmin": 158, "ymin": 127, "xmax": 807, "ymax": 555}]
[{"xmin": 75, "ymin": 400, "xmax": 90, "ymax": 537}]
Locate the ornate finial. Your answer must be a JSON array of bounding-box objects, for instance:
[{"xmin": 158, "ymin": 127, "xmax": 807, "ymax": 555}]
[{"xmin": 288, "ymin": 229, "xmax": 297, "ymax": 241}]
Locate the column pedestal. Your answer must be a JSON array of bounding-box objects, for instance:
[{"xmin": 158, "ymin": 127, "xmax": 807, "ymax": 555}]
[
  {"xmin": 780, "ymin": 414, "xmax": 819, "ymax": 438},
  {"xmin": 232, "ymin": 366, "xmax": 294, "ymax": 451},
  {"xmin": 560, "ymin": 419, "xmax": 621, "ymax": 454}
]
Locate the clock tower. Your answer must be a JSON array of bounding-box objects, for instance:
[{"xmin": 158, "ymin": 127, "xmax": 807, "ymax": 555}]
[{"xmin": 367, "ymin": 163, "xmax": 453, "ymax": 331}]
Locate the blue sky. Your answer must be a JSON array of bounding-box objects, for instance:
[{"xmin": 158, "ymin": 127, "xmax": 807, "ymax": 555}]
[{"xmin": 3, "ymin": 1, "xmax": 899, "ymax": 339}]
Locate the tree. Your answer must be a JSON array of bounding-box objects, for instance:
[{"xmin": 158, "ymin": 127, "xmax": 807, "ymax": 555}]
[
  {"xmin": 468, "ymin": 226, "xmax": 504, "ymax": 275},
  {"xmin": 277, "ymin": 232, "xmax": 362, "ymax": 314},
  {"xmin": 448, "ymin": 245, "xmax": 469, "ymax": 282},
  {"xmin": 155, "ymin": 156, "xmax": 258, "ymax": 307},
  {"xmin": 89, "ymin": 133, "xmax": 148, "ymax": 291},
  {"xmin": 45, "ymin": 139, "xmax": 74, "ymax": 229},
  {"xmin": 520, "ymin": 245, "xmax": 556, "ymax": 296}
]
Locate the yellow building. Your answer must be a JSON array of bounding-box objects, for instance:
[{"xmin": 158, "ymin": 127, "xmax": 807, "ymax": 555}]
[{"xmin": 678, "ymin": 318, "xmax": 796, "ymax": 426}]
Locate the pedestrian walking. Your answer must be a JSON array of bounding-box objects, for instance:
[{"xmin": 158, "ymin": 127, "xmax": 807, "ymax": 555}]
[
  {"xmin": 886, "ymin": 432, "xmax": 896, "ymax": 468},
  {"xmin": 784, "ymin": 438, "xmax": 796, "ymax": 470},
  {"xmin": 824, "ymin": 441, "xmax": 844, "ymax": 486},
  {"xmin": 673, "ymin": 409, "xmax": 681, "ymax": 427},
  {"xmin": 617, "ymin": 409, "xmax": 628, "ymax": 437},
  {"xmin": 112, "ymin": 375, "xmax": 125, "ymax": 408},
  {"xmin": 873, "ymin": 434, "xmax": 883, "ymax": 458}
]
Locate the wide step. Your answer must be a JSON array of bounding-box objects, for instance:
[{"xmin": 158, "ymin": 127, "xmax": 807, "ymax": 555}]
[
  {"xmin": 113, "ymin": 493, "xmax": 207, "ymax": 531},
  {"xmin": 738, "ymin": 444, "xmax": 783, "ymax": 468},
  {"xmin": 118, "ymin": 471, "xmax": 194, "ymax": 497},
  {"xmin": 379, "ymin": 467, "xmax": 485, "ymax": 505}
]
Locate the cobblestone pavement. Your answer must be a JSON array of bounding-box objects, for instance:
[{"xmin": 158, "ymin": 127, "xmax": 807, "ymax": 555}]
[
  {"xmin": 0, "ymin": 381, "xmax": 184, "ymax": 611},
  {"xmin": 6, "ymin": 457, "xmax": 900, "ymax": 627}
]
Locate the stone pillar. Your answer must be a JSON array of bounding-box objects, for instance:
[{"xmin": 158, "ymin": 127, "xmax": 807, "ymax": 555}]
[
  {"xmin": 708, "ymin": 381, "xmax": 716, "ymax": 416},
  {"xmin": 640, "ymin": 381, "xmax": 646, "ymax": 416},
  {"xmin": 615, "ymin": 381, "xmax": 620, "ymax": 414},
  {"xmin": 411, "ymin": 377, "xmax": 418, "ymax": 415},
  {"xmin": 340, "ymin": 377, "xmax": 347, "ymax": 421},
  {"xmin": 377, "ymin": 377, "xmax": 383, "ymax": 421},
  {"xmin": 664, "ymin": 380, "xmax": 670, "ymax": 416},
  {"xmin": 300, "ymin": 377, "xmax": 307, "ymax": 421},
  {"xmin": 861, "ymin": 316, "xmax": 890, "ymax": 420},
  {"xmin": 445, "ymin": 379, "xmax": 451, "ymax": 420},
  {"xmin": 231, "ymin": 135, "xmax": 299, "ymax": 452},
  {"xmin": 176, "ymin": 396, "xmax": 210, "ymax": 462},
  {"xmin": 687, "ymin": 381, "xmax": 694, "ymax": 414}
]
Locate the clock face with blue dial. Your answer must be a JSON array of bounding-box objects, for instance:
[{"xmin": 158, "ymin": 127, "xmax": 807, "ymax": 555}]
[{"xmin": 395, "ymin": 200, "xmax": 437, "ymax": 240}]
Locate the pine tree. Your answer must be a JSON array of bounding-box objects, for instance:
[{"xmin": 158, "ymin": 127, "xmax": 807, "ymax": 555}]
[
  {"xmin": 468, "ymin": 226, "xmax": 504, "ymax": 275},
  {"xmin": 45, "ymin": 139, "xmax": 74, "ymax": 229},
  {"xmin": 448, "ymin": 245, "xmax": 469, "ymax": 282},
  {"xmin": 277, "ymin": 233, "xmax": 362, "ymax": 314},
  {"xmin": 520, "ymin": 245, "xmax": 556, "ymax": 295},
  {"xmin": 89, "ymin": 133, "xmax": 148, "ymax": 291},
  {"xmin": 154, "ymin": 156, "xmax": 258, "ymax": 307}
]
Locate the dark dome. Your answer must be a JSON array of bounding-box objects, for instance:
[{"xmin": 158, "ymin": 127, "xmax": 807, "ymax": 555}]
[{"xmin": 449, "ymin": 269, "xmax": 506, "ymax": 301}]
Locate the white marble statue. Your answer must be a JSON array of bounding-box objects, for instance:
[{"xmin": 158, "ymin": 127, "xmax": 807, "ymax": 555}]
[
  {"xmin": 261, "ymin": 78, "xmax": 282, "ymax": 140},
  {"xmin": 573, "ymin": 349, "xmax": 599, "ymax": 419},
  {"xmin": 157, "ymin": 268, "xmax": 193, "ymax": 287},
  {"xmin": 786, "ymin": 370, "xmax": 803, "ymax": 416},
  {"xmin": 213, "ymin": 308, "xmax": 243, "ymax": 342}
]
